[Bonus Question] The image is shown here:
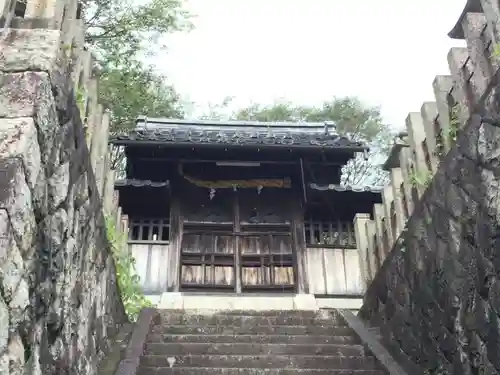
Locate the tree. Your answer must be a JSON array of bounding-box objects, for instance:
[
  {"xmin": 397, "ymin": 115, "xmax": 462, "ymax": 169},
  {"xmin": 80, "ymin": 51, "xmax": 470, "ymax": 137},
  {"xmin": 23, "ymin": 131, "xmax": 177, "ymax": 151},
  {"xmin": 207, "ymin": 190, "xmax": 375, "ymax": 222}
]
[
  {"xmin": 81, "ymin": 0, "xmax": 192, "ymax": 130},
  {"xmin": 98, "ymin": 60, "xmax": 184, "ymax": 131},
  {"xmin": 197, "ymin": 98, "xmax": 392, "ymax": 187}
]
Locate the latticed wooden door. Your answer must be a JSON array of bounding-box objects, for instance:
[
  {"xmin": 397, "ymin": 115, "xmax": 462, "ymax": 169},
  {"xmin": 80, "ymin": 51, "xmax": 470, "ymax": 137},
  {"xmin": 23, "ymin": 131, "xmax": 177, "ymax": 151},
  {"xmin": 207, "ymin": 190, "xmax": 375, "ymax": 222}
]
[
  {"xmin": 179, "ymin": 187, "xmax": 297, "ymax": 292},
  {"xmin": 180, "ymin": 232, "xmax": 236, "ymax": 290},
  {"xmin": 237, "ymin": 189, "xmax": 296, "ymax": 292},
  {"xmin": 239, "ymin": 232, "xmax": 295, "ymax": 292}
]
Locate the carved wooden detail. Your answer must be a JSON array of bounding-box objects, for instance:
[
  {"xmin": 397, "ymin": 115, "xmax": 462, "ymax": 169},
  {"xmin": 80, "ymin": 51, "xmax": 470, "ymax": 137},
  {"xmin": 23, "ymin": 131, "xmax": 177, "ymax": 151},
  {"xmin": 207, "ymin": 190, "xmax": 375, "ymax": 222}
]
[
  {"xmin": 182, "ymin": 188, "xmax": 233, "ymax": 224},
  {"xmin": 239, "ymin": 190, "xmax": 291, "ymax": 225}
]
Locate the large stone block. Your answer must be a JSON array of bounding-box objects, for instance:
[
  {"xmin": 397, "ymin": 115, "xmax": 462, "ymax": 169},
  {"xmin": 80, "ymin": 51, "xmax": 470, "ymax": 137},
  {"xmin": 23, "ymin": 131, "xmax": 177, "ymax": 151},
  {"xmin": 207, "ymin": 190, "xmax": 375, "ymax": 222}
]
[
  {"xmin": 0, "ymin": 158, "xmax": 36, "ymax": 254},
  {"xmin": 0, "ymin": 116, "xmax": 42, "ymax": 190},
  {"xmin": 0, "ymin": 29, "xmax": 62, "ymax": 73},
  {"xmin": 0, "ymin": 73, "xmax": 59, "ymax": 166}
]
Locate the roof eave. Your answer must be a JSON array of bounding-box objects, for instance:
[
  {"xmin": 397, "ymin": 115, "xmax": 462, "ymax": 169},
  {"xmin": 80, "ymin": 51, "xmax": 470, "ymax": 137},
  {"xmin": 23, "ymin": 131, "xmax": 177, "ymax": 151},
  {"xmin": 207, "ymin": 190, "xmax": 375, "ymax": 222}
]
[
  {"xmin": 114, "ymin": 179, "xmax": 170, "ymax": 188},
  {"xmin": 448, "ymin": 0, "xmax": 482, "ymax": 39},
  {"xmin": 109, "ymin": 139, "xmax": 368, "ymax": 153},
  {"xmin": 308, "ymin": 183, "xmax": 383, "ymax": 194}
]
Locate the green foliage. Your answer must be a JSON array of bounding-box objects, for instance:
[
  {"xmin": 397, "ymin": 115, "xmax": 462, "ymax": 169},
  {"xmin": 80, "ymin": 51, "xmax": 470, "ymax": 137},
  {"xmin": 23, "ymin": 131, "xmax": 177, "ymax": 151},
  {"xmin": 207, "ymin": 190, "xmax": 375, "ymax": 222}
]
[
  {"xmin": 435, "ymin": 104, "xmax": 460, "ymax": 158},
  {"xmin": 84, "ymin": 0, "xmax": 192, "ymax": 60},
  {"xmin": 105, "ymin": 216, "xmax": 153, "ymax": 321},
  {"xmin": 491, "ymin": 43, "xmax": 500, "ymax": 59},
  {"xmin": 232, "ymin": 98, "xmax": 390, "ymax": 145},
  {"xmin": 82, "ymin": 0, "xmax": 192, "ymax": 131},
  {"xmin": 409, "ymin": 169, "xmax": 432, "ymax": 188},
  {"xmin": 447, "ymin": 104, "xmax": 460, "ymax": 142},
  {"xmin": 99, "ymin": 60, "xmax": 184, "ymax": 131},
  {"xmin": 76, "ymin": 87, "xmax": 86, "ymax": 117}
]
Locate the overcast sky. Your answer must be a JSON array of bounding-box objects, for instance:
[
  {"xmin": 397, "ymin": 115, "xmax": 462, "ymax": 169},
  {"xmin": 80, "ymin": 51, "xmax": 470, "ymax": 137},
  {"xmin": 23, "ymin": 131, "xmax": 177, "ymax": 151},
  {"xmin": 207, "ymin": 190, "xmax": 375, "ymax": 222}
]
[{"xmin": 152, "ymin": 0, "xmax": 466, "ymax": 130}]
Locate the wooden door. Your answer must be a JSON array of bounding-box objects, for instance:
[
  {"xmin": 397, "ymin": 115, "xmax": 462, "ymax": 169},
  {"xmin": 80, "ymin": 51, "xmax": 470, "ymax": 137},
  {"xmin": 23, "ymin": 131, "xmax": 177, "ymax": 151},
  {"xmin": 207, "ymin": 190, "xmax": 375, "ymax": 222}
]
[
  {"xmin": 179, "ymin": 187, "xmax": 237, "ymax": 291},
  {"xmin": 180, "ymin": 231, "xmax": 236, "ymax": 290},
  {"xmin": 237, "ymin": 189, "xmax": 296, "ymax": 292},
  {"xmin": 239, "ymin": 232, "xmax": 295, "ymax": 291},
  {"xmin": 178, "ymin": 186, "xmax": 297, "ymax": 292}
]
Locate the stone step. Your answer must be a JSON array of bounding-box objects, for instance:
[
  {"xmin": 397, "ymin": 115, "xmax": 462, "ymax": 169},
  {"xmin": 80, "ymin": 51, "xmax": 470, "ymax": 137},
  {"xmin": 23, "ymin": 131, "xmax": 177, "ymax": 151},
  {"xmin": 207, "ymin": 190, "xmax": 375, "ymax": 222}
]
[
  {"xmin": 145, "ymin": 342, "xmax": 366, "ymax": 356},
  {"xmin": 138, "ymin": 368, "xmax": 385, "ymax": 375},
  {"xmin": 157, "ymin": 312, "xmax": 346, "ymax": 327},
  {"xmin": 157, "ymin": 309, "xmax": 328, "ymax": 318},
  {"xmin": 140, "ymin": 355, "xmax": 378, "ymax": 369},
  {"xmin": 150, "ymin": 324, "xmax": 355, "ymax": 336},
  {"xmin": 147, "ymin": 333, "xmax": 359, "ymax": 345}
]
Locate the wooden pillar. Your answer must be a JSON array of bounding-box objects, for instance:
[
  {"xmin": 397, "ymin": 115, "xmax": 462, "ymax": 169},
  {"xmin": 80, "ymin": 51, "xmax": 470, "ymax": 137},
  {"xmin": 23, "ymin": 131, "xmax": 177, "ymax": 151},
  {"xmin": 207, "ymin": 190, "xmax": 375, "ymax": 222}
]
[
  {"xmin": 233, "ymin": 190, "xmax": 242, "ymax": 294},
  {"xmin": 292, "ymin": 202, "xmax": 308, "ymax": 294},
  {"xmin": 168, "ymin": 198, "xmax": 182, "ymax": 292}
]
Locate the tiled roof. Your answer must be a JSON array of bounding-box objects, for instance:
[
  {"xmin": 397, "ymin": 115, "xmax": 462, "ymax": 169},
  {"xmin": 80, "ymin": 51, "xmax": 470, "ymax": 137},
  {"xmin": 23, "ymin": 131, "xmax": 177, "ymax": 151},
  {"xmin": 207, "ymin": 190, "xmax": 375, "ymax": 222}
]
[{"xmin": 109, "ymin": 118, "xmax": 367, "ymax": 151}]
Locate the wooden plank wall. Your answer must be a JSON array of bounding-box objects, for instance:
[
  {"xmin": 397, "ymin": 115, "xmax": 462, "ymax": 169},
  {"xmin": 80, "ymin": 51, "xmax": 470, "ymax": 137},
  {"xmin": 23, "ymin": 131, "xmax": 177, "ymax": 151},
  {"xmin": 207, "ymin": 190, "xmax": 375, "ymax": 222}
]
[
  {"xmin": 306, "ymin": 247, "xmax": 364, "ymax": 295},
  {"xmin": 130, "ymin": 243, "xmax": 171, "ymax": 293}
]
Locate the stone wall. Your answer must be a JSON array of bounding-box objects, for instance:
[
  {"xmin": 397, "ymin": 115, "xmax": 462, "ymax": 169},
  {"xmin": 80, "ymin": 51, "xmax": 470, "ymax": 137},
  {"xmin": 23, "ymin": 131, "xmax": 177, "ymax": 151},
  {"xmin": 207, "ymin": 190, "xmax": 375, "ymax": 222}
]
[
  {"xmin": 352, "ymin": 1, "xmax": 500, "ymax": 291},
  {"xmin": 355, "ymin": 1, "xmax": 500, "ymax": 374},
  {"xmin": 0, "ymin": 1, "xmax": 128, "ymax": 374}
]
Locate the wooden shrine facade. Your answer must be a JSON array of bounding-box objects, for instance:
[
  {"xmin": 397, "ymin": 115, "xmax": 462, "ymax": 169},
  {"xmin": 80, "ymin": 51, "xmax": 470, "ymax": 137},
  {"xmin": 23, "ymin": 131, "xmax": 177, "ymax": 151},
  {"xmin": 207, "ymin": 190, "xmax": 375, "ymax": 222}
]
[{"xmin": 112, "ymin": 118, "xmax": 382, "ymax": 296}]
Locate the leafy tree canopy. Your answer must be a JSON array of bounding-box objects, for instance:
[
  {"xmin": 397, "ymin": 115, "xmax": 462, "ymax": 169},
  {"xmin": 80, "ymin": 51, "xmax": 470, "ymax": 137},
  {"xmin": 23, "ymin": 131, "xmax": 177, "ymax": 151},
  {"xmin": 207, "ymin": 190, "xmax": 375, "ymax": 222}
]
[
  {"xmin": 82, "ymin": 0, "xmax": 192, "ymax": 130},
  {"xmin": 190, "ymin": 97, "xmax": 393, "ymax": 187}
]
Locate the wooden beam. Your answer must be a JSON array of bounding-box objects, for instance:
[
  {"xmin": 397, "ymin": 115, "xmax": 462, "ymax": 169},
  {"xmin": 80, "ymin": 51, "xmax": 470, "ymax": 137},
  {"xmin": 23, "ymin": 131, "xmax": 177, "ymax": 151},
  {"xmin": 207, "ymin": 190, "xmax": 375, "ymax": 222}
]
[
  {"xmin": 299, "ymin": 158, "xmax": 307, "ymax": 203},
  {"xmin": 131, "ymin": 156, "xmax": 346, "ymax": 167}
]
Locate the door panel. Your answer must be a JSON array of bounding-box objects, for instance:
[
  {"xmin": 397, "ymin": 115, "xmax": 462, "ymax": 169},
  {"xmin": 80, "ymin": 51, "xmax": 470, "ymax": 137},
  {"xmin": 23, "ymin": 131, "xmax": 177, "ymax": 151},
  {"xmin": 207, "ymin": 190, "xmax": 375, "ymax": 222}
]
[
  {"xmin": 178, "ymin": 189, "xmax": 297, "ymax": 292},
  {"xmin": 239, "ymin": 232, "xmax": 295, "ymax": 292},
  {"xmin": 180, "ymin": 232, "xmax": 235, "ymax": 290}
]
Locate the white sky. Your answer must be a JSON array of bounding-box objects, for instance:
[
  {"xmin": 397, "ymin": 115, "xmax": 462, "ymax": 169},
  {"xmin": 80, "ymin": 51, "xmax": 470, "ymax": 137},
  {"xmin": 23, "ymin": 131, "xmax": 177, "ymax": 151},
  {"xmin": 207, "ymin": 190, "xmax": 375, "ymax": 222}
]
[{"xmin": 152, "ymin": 0, "xmax": 466, "ymax": 130}]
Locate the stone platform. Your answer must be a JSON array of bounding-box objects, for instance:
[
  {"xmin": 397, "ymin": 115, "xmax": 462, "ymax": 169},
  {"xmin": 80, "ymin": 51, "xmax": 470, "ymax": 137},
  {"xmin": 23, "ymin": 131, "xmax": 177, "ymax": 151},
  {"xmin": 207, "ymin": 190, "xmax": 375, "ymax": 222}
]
[{"xmin": 148, "ymin": 293, "xmax": 363, "ymax": 312}]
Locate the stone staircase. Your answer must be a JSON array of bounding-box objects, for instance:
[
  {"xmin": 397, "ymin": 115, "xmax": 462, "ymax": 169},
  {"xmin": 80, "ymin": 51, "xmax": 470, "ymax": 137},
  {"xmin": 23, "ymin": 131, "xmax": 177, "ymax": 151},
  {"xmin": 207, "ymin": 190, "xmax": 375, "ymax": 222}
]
[{"xmin": 137, "ymin": 309, "xmax": 387, "ymax": 375}]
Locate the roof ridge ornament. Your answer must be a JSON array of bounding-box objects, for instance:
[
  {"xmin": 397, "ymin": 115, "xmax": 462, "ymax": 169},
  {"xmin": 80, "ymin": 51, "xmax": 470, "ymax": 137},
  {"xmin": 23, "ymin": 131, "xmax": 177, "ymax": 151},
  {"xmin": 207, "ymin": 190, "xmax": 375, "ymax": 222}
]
[{"xmin": 324, "ymin": 121, "xmax": 335, "ymax": 135}]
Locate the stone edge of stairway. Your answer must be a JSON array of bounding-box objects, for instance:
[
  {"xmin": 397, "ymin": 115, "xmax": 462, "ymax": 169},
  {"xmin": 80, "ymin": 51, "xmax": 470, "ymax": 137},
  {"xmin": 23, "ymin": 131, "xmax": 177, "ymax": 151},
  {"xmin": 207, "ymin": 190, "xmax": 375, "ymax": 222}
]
[{"xmin": 337, "ymin": 309, "xmax": 414, "ymax": 375}]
